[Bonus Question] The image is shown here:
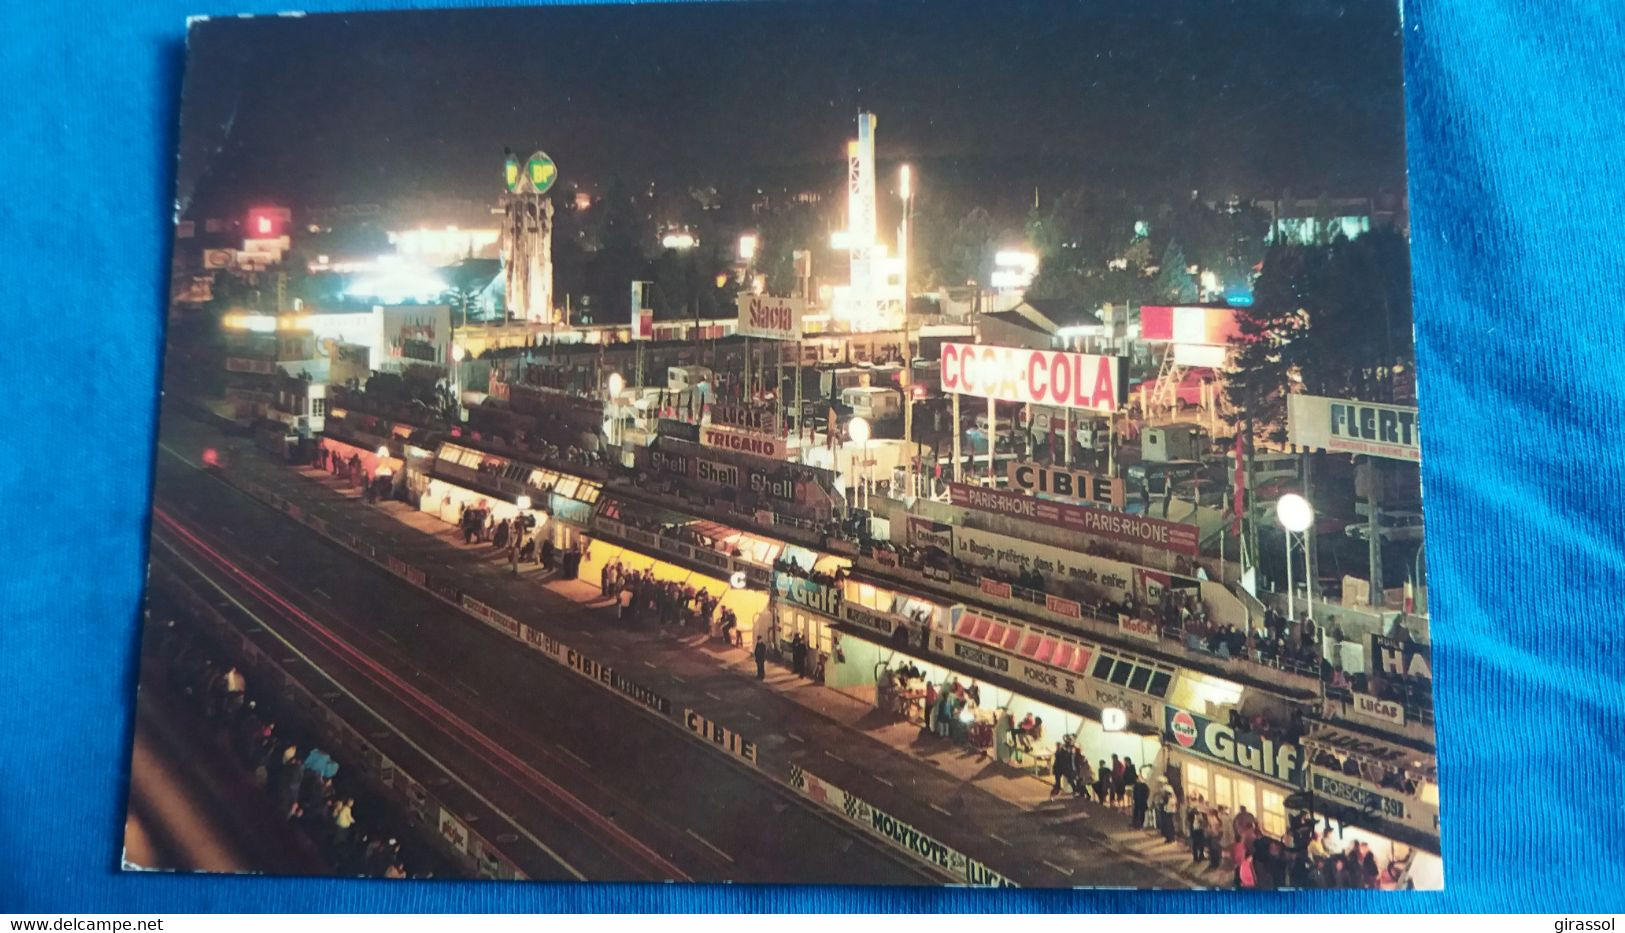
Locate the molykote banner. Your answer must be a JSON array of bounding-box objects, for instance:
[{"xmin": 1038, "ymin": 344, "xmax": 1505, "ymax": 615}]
[
  {"xmin": 1287, "ymin": 394, "xmax": 1421, "ymax": 462},
  {"xmin": 950, "ymin": 482, "xmax": 1198, "ymax": 555},
  {"xmin": 939, "ymin": 343, "xmax": 1127, "ymax": 412},
  {"xmin": 736, "ymin": 295, "xmax": 805, "ymax": 340}
]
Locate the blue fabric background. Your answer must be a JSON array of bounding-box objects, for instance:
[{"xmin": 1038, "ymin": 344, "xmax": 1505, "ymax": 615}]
[{"xmin": 3, "ymin": 0, "xmax": 1622, "ymax": 913}]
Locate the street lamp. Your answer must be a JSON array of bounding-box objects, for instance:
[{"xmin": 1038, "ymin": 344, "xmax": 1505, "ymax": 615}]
[
  {"xmin": 849, "ymin": 416, "xmax": 872, "ymax": 510},
  {"xmin": 1275, "ymin": 492, "xmax": 1315, "ymax": 623},
  {"xmin": 898, "ymin": 164, "xmax": 915, "ymax": 498},
  {"xmin": 375, "ymin": 445, "xmax": 390, "ymax": 459},
  {"xmin": 448, "ymin": 343, "xmax": 466, "ymax": 424},
  {"xmin": 605, "ymin": 371, "xmax": 625, "ymax": 449}
]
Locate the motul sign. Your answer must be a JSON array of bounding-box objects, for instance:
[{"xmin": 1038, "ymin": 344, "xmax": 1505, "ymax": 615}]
[
  {"xmin": 737, "ymin": 296, "xmax": 805, "ymax": 340},
  {"xmin": 940, "ymin": 343, "xmax": 1126, "ymax": 412}
]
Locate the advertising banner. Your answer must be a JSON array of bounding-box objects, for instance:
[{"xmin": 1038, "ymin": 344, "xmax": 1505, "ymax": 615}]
[
  {"xmin": 787, "ymin": 765, "xmax": 1015, "ymax": 887},
  {"xmin": 708, "ymin": 401, "xmax": 780, "ymax": 436},
  {"xmin": 1045, "ymin": 593, "xmax": 1083, "ymax": 619},
  {"xmin": 1348, "ymin": 690, "xmax": 1407, "ymax": 726},
  {"xmin": 979, "ymin": 578, "xmax": 1013, "ymax": 599},
  {"xmin": 700, "ymin": 424, "xmax": 786, "ymax": 459},
  {"xmin": 1310, "ymin": 771, "xmax": 1440, "ymax": 837},
  {"xmin": 563, "ymin": 647, "xmax": 672, "ymax": 715},
  {"xmin": 684, "ymin": 709, "xmax": 758, "ymax": 766},
  {"xmin": 696, "ymin": 457, "xmax": 741, "ymax": 488},
  {"xmin": 940, "ymin": 342, "xmax": 1126, "ymax": 412},
  {"xmin": 737, "ymin": 295, "xmax": 806, "ymax": 340},
  {"xmin": 1007, "ymin": 461, "xmax": 1126, "ymax": 509},
  {"xmin": 950, "ymin": 482, "xmax": 1199, "ymax": 555},
  {"xmin": 773, "ymin": 574, "xmax": 843, "ymax": 618},
  {"xmin": 437, "ymin": 807, "xmax": 470, "ymax": 855},
  {"xmin": 1118, "ymin": 613, "xmax": 1161, "ymax": 643},
  {"xmin": 1287, "ymin": 394, "xmax": 1421, "ymax": 462},
  {"xmin": 844, "ymin": 603, "xmax": 900, "ymax": 639},
  {"xmin": 1139, "ymin": 305, "xmax": 1241, "ymax": 346},
  {"xmin": 950, "ymin": 524, "xmax": 1133, "ymax": 607},
  {"xmin": 1370, "ymin": 634, "xmax": 1433, "ymax": 682},
  {"xmin": 905, "ymin": 517, "xmax": 954, "ymax": 554},
  {"xmin": 1164, "ymin": 705, "xmax": 1304, "ymax": 788},
  {"xmin": 648, "ymin": 447, "xmax": 696, "ymax": 479}
]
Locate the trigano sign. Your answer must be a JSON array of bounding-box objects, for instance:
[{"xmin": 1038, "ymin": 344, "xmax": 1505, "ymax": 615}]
[
  {"xmin": 1288, "ymin": 394, "xmax": 1421, "ymax": 462},
  {"xmin": 700, "ymin": 424, "xmax": 786, "ymax": 459},
  {"xmin": 950, "ymin": 483, "xmax": 1198, "ymax": 555},
  {"xmin": 737, "ymin": 295, "xmax": 805, "ymax": 340},
  {"xmin": 940, "ymin": 343, "xmax": 1127, "ymax": 412},
  {"xmin": 788, "ymin": 765, "xmax": 1015, "ymax": 887},
  {"xmin": 1164, "ymin": 705, "xmax": 1303, "ymax": 788},
  {"xmin": 1007, "ymin": 461, "xmax": 1126, "ymax": 509}
]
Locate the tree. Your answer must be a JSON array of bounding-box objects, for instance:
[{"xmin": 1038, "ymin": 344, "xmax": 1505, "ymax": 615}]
[
  {"xmin": 1224, "ymin": 229, "xmax": 1414, "ymax": 441},
  {"xmin": 584, "ymin": 177, "xmax": 652, "ymax": 320},
  {"xmin": 1156, "ymin": 240, "xmax": 1199, "ymax": 303},
  {"xmin": 755, "ymin": 200, "xmax": 823, "ymax": 297}
]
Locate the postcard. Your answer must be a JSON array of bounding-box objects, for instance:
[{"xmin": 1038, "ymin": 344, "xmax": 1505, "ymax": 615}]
[{"xmin": 130, "ymin": 0, "xmax": 1437, "ymax": 889}]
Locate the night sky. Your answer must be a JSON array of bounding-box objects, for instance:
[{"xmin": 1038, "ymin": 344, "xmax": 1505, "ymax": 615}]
[{"xmin": 175, "ymin": 0, "xmax": 1407, "ymax": 217}]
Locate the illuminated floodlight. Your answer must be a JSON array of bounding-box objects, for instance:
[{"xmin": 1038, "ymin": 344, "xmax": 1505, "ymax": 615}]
[
  {"xmin": 661, "ymin": 232, "xmax": 696, "ymax": 250},
  {"xmin": 738, "ymin": 234, "xmax": 757, "ymax": 261},
  {"xmin": 515, "ymin": 495, "xmax": 532, "ymax": 511},
  {"xmin": 607, "ymin": 372, "xmax": 625, "ymax": 397},
  {"xmin": 830, "ymin": 231, "xmax": 852, "ymax": 250},
  {"xmin": 375, "ymin": 445, "xmax": 390, "ymax": 458},
  {"xmin": 848, "ymin": 416, "xmax": 871, "ymax": 445},
  {"xmin": 451, "ymin": 344, "xmax": 466, "ymax": 362},
  {"xmin": 342, "ymin": 259, "xmax": 447, "ymax": 304},
  {"xmin": 898, "ymin": 164, "xmax": 912, "ymax": 201},
  {"xmin": 1276, "ymin": 493, "xmax": 1314, "ymax": 533},
  {"xmin": 994, "ymin": 249, "xmax": 1039, "ymax": 272}
]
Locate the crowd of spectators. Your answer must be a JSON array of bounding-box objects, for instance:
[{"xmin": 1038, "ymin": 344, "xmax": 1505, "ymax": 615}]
[
  {"xmin": 156, "ymin": 620, "xmax": 432, "ymax": 879},
  {"xmin": 601, "ymin": 560, "xmax": 737, "ymax": 637},
  {"xmin": 1178, "ymin": 798, "xmax": 1412, "ymax": 890}
]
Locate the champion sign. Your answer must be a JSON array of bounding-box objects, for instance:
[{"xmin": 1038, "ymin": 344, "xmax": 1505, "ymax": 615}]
[
  {"xmin": 736, "ymin": 295, "xmax": 805, "ymax": 340},
  {"xmin": 1164, "ymin": 705, "xmax": 1304, "ymax": 788},
  {"xmin": 940, "ymin": 342, "xmax": 1126, "ymax": 412}
]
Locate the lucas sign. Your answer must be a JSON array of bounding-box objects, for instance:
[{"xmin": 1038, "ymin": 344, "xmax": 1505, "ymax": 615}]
[
  {"xmin": 737, "ymin": 295, "xmax": 805, "ymax": 340},
  {"xmin": 940, "ymin": 343, "xmax": 1126, "ymax": 412},
  {"xmin": 1165, "ymin": 706, "xmax": 1303, "ymax": 788},
  {"xmin": 1287, "ymin": 394, "xmax": 1420, "ymax": 462},
  {"xmin": 1007, "ymin": 461, "xmax": 1126, "ymax": 509}
]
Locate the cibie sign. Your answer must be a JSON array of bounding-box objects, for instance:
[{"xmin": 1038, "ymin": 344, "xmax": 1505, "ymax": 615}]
[
  {"xmin": 737, "ymin": 295, "xmax": 805, "ymax": 340},
  {"xmin": 1165, "ymin": 705, "xmax": 1303, "ymax": 789},
  {"xmin": 940, "ymin": 343, "xmax": 1126, "ymax": 412}
]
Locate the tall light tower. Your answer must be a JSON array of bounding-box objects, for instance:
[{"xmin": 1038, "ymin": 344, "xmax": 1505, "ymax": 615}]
[
  {"xmin": 501, "ymin": 149, "xmax": 559, "ymax": 325},
  {"xmin": 899, "ymin": 163, "xmax": 915, "ymax": 497}
]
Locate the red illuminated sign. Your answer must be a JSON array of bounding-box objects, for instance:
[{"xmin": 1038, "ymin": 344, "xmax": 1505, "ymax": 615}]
[{"xmin": 939, "ymin": 343, "xmax": 1125, "ymax": 412}]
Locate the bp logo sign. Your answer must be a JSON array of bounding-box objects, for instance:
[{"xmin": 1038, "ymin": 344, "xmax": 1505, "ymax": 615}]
[
  {"xmin": 505, "ymin": 150, "xmax": 558, "ymax": 195},
  {"xmin": 1169, "ymin": 709, "xmax": 1198, "ymax": 747}
]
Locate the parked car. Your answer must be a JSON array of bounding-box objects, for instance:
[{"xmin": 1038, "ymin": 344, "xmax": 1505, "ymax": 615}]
[{"xmin": 1344, "ymin": 510, "xmax": 1426, "ymax": 543}]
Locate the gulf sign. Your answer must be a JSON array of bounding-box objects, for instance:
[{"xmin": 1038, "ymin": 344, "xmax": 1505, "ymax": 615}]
[
  {"xmin": 1164, "ymin": 705, "xmax": 1303, "ymax": 788},
  {"xmin": 737, "ymin": 295, "xmax": 805, "ymax": 340},
  {"xmin": 940, "ymin": 343, "xmax": 1126, "ymax": 412}
]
